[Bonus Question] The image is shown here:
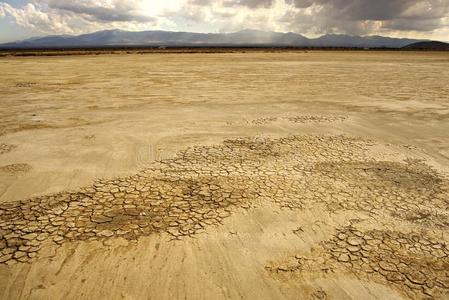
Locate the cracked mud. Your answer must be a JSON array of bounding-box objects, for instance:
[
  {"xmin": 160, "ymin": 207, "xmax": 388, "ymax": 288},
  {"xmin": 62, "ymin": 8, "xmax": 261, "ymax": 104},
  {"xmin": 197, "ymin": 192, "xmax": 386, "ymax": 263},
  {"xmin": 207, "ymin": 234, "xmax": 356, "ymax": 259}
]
[
  {"xmin": 228, "ymin": 115, "xmax": 348, "ymax": 126},
  {"xmin": 0, "ymin": 163, "xmax": 32, "ymax": 175},
  {"xmin": 300, "ymin": 160, "xmax": 449, "ymax": 228},
  {"xmin": 1, "ymin": 134, "xmax": 448, "ymax": 300},
  {"xmin": 0, "ymin": 143, "xmax": 16, "ymax": 155},
  {"xmin": 268, "ymin": 225, "xmax": 449, "ymax": 299}
]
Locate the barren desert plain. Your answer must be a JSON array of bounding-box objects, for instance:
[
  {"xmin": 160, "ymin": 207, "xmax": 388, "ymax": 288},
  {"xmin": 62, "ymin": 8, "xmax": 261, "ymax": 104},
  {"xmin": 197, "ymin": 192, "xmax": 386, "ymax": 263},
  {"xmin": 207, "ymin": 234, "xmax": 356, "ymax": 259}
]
[{"xmin": 0, "ymin": 51, "xmax": 449, "ymax": 299}]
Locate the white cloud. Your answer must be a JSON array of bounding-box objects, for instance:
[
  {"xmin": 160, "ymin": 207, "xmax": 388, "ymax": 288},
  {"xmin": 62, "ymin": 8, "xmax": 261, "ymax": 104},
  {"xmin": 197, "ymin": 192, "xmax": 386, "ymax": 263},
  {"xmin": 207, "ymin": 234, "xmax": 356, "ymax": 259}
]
[
  {"xmin": 1, "ymin": 3, "xmax": 70, "ymax": 33},
  {"xmin": 0, "ymin": 1, "xmax": 163, "ymax": 35}
]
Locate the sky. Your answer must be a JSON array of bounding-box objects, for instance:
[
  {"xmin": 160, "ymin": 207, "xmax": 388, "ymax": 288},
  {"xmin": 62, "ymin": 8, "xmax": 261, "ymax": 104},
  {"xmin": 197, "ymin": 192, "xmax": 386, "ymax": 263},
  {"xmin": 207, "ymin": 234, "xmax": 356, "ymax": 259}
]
[{"xmin": 0, "ymin": 0, "xmax": 448, "ymax": 43}]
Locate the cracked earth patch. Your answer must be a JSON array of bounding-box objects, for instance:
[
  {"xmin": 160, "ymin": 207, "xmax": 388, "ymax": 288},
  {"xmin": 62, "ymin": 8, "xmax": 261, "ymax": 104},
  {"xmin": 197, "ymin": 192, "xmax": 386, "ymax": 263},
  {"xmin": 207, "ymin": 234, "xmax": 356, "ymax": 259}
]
[
  {"xmin": 0, "ymin": 163, "xmax": 32, "ymax": 175},
  {"xmin": 267, "ymin": 225, "xmax": 449, "ymax": 299},
  {"xmin": 0, "ymin": 143, "xmax": 17, "ymax": 155},
  {"xmin": 1, "ymin": 134, "xmax": 448, "ymax": 274},
  {"xmin": 227, "ymin": 115, "xmax": 348, "ymax": 126},
  {"xmin": 302, "ymin": 159, "xmax": 449, "ymax": 228}
]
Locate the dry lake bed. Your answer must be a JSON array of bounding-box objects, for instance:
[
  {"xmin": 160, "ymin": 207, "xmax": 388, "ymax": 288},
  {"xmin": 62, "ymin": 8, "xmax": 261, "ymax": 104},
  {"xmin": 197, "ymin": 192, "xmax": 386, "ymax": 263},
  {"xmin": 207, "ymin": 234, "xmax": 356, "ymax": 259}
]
[{"xmin": 0, "ymin": 51, "xmax": 448, "ymax": 299}]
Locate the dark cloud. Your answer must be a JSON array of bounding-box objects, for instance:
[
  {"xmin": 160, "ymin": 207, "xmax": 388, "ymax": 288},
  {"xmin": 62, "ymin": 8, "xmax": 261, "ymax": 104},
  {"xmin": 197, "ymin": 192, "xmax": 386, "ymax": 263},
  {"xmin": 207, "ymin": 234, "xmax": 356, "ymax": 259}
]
[
  {"xmin": 288, "ymin": 0, "xmax": 415, "ymax": 20},
  {"xmin": 189, "ymin": 0, "xmax": 214, "ymax": 5},
  {"xmin": 296, "ymin": 0, "xmax": 448, "ymax": 22},
  {"xmin": 284, "ymin": 0, "xmax": 449, "ymax": 32},
  {"xmin": 47, "ymin": 0, "xmax": 155, "ymax": 22},
  {"xmin": 192, "ymin": 0, "xmax": 274, "ymax": 8},
  {"xmin": 236, "ymin": 0, "xmax": 274, "ymax": 8}
]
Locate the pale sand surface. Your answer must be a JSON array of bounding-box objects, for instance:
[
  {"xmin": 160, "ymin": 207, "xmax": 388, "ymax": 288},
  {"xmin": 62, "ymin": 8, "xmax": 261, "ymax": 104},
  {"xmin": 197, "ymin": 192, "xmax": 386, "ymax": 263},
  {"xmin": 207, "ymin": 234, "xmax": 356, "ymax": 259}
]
[{"xmin": 0, "ymin": 51, "xmax": 448, "ymax": 299}]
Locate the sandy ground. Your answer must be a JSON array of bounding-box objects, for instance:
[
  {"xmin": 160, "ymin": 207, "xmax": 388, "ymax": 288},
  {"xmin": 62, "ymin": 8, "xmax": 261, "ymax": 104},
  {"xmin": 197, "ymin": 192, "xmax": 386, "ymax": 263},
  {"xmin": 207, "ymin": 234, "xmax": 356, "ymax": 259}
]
[{"xmin": 0, "ymin": 51, "xmax": 448, "ymax": 299}]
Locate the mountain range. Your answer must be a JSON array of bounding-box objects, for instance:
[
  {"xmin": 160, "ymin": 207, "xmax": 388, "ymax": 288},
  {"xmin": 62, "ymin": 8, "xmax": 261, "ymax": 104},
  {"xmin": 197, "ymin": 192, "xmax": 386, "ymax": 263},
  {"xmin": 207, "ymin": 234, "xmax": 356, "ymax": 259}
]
[{"xmin": 0, "ymin": 29, "xmax": 437, "ymax": 49}]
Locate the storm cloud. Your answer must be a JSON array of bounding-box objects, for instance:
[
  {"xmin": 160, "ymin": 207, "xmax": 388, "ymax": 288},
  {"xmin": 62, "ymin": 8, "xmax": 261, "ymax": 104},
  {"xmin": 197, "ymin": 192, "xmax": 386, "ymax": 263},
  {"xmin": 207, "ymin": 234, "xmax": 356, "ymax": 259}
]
[
  {"xmin": 0, "ymin": 0, "xmax": 448, "ymax": 41},
  {"xmin": 284, "ymin": 0, "xmax": 449, "ymax": 31}
]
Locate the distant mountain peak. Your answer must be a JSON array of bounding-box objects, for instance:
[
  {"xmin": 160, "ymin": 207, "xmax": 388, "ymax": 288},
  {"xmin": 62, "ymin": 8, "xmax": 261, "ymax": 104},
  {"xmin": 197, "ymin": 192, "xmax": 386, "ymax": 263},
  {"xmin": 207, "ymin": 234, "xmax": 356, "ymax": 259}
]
[{"xmin": 235, "ymin": 28, "xmax": 261, "ymax": 33}]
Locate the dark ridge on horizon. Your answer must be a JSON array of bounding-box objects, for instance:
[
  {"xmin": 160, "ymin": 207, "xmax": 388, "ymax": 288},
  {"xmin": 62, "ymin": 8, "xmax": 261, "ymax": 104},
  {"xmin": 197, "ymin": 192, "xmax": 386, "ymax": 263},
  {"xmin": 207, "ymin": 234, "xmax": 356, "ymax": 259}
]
[
  {"xmin": 402, "ymin": 41, "xmax": 449, "ymax": 50},
  {"xmin": 0, "ymin": 29, "xmax": 437, "ymax": 50}
]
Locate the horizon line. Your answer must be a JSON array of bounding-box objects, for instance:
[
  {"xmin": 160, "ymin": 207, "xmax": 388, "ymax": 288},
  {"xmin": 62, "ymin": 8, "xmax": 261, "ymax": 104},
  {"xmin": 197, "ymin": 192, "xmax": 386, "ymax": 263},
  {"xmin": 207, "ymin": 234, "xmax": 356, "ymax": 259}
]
[{"xmin": 3, "ymin": 28, "xmax": 448, "ymax": 45}]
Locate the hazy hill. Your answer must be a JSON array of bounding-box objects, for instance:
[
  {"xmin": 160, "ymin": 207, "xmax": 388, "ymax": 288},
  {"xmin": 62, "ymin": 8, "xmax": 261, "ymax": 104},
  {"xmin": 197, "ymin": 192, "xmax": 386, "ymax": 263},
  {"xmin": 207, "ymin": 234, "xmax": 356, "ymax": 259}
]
[
  {"xmin": 0, "ymin": 29, "xmax": 425, "ymax": 49},
  {"xmin": 403, "ymin": 41, "xmax": 449, "ymax": 50}
]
